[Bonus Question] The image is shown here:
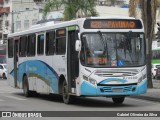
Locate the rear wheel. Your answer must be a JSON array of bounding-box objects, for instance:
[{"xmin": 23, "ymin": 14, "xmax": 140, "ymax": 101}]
[
  {"xmin": 2, "ymin": 73, "xmax": 7, "ymax": 79},
  {"xmin": 112, "ymin": 97, "xmax": 125, "ymax": 104},
  {"xmin": 62, "ymin": 80, "xmax": 73, "ymax": 104},
  {"xmin": 23, "ymin": 76, "xmax": 32, "ymax": 97}
]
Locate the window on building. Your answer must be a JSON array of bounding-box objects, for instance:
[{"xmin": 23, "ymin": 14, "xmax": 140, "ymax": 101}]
[
  {"xmin": 27, "ymin": 34, "xmax": 36, "ymax": 56},
  {"xmin": 19, "ymin": 36, "xmax": 27, "ymax": 57},
  {"xmin": 46, "ymin": 31, "xmax": 55, "ymax": 55},
  {"xmin": 0, "ymin": 33, "xmax": 2, "ymax": 39},
  {"xmin": 56, "ymin": 28, "xmax": 66, "ymax": 55},
  {"xmin": 16, "ymin": 21, "xmax": 21, "ymax": 31},
  {"xmin": 37, "ymin": 34, "xmax": 44, "ymax": 55},
  {"xmin": 32, "ymin": 19, "xmax": 37, "ymax": 25},
  {"xmin": 8, "ymin": 38, "xmax": 13, "ymax": 58},
  {"xmin": 24, "ymin": 20, "xmax": 29, "ymax": 29},
  {"xmin": 0, "ymin": 21, "xmax": 2, "ymax": 30},
  {"xmin": 3, "ymin": 34, "xmax": 8, "ymax": 39}
]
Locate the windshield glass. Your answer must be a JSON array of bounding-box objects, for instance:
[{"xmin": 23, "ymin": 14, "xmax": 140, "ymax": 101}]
[{"xmin": 80, "ymin": 33, "xmax": 145, "ymax": 67}]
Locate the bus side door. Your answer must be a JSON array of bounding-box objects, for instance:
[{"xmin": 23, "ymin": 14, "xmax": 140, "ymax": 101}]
[
  {"xmin": 67, "ymin": 29, "xmax": 79, "ymax": 93},
  {"xmin": 14, "ymin": 37, "xmax": 19, "ymax": 87}
]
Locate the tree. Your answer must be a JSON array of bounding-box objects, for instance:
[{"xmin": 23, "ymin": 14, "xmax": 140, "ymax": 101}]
[
  {"xmin": 129, "ymin": 0, "xmax": 157, "ymax": 88},
  {"xmin": 43, "ymin": 0, "xmax": 62, "ymax": 17},
  {"xmin": 128, "ymin": 0, "xmax": 139, "ymax": 17},
  {"xmin": 43, "ymin": 0, "xmax": 98, "ymax": 20}
]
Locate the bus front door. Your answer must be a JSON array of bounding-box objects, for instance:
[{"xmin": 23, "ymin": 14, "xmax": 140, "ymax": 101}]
[
  {"xmin": 14, "ymin": 39, "xmax": 19, "ymax": 88},
  {"xmin": 67, "ymin": 30, "xmax": 79, "ymax": 93}
]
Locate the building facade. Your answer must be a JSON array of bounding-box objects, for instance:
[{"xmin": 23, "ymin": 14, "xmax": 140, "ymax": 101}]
[
  {"xmin": 0, "ymin": 0, "xmax": 48, "ymax": 44},
  {"xmin": 0, "ymin": 0, "xmax": 160, "ymax": 44}
]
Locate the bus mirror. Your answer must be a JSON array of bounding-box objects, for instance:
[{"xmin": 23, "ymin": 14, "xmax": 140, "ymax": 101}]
[{"xmin": 75, "ymin": 40, "xmax": 81, "ymax": 51}]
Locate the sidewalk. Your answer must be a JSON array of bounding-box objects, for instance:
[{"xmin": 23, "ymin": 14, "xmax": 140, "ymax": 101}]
[{"xmin": 131, "ymin": 80, "xmax": 160, "ymax": 102}]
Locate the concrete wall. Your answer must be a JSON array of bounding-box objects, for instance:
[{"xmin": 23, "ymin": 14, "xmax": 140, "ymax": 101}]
[{"xmin": 96, "ymin": 6, "xmax": 141, "ymax": 18}]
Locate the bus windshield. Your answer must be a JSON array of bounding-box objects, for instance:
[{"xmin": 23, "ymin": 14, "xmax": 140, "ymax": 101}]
[{"xmin": 80, "ymin": 32, "xmax": 145, "ymax": 67}]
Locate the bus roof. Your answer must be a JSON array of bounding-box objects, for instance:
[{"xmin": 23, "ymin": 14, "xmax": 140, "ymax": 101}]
[{"xmin": 8, "ymin": 16, "xmax": 143, "ymax": 38}]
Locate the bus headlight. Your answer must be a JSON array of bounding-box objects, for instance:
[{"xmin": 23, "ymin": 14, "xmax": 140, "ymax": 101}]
[
  {"xmin": 89, "ymin": 78, "xmax": 97, "ymax": 85},
  {"xmin": 82, "ymin": 75, "xmax": 97, "ymax": 86},
  {"xmin": 142, "ymin": 73, "xmax": 147, "ymax": 80},
  {"xmin": 83, "ymin": 75, "xmax": 88, "ymax": 81},
  {"xmin": 138, "ymin": 76, "xmax": 143, "ymax": 83},
  {"xmin": 138, "ymin": 73, "xmax": 146, "ymax": 84}
]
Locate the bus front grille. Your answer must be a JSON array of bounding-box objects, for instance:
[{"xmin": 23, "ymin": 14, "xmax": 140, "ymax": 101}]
[{"xmin": 100, "ymin": 85, "xmax": 136, "ymax": 93}]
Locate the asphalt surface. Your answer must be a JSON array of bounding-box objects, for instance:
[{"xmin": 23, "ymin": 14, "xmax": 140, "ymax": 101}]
[{"xmin": 0, "ymin": 79, "xmax": 160, "ymax": 120}]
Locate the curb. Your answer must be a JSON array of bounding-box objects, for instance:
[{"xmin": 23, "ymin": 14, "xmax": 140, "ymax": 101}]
[{"xmin": 130, "ymin": 95, "xmax": 160, "ymax": 102}]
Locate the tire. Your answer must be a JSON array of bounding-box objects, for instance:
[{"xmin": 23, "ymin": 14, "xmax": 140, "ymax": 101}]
[
  {"xmin": 23, "ymin": 76, "xmax": 32, "ymax": 97},
  {"xmin": 112, "ymin": 97, "xmax": 125, "ymax": 104},
  {"xmin": 62, "ymin": 80, "xmax": 73, "ymax": 104},
  {"xmin": 2, "ymin": 73, "xmax": 7, "ymax": 79}
]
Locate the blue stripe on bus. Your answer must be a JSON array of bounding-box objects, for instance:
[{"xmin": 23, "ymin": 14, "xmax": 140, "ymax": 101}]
[
  {"xmin": 80, "ymin": 80, "xmax": 147, "ymax": 96},
  {"xmin": 10, "ymin": 60, "xmax": 59, "ymax": 93}
]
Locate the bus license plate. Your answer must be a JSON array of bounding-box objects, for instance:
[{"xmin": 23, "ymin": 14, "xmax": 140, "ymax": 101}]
[{"xmin": 112, "ymin": 88, "xmax": 123, "ymax": 92}]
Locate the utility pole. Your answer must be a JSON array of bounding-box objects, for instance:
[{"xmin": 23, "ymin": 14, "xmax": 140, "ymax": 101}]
[{"xmin": 11, "ymin": 11, "xmax": 14, "ymax": 33}]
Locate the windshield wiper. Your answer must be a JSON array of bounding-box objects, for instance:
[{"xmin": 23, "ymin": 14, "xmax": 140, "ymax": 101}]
[
  {"xmin": 125, "ymin": 37, "xmax": 133, "ymax": 63},
  {"xmin": 97, "ymin": 31, "xmax": 109, "ymax": 60}
]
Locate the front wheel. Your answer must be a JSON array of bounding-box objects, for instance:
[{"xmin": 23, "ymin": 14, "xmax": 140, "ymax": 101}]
[
  {"xmin": 62, "ymin": 80, "xmax": 73, "ymax": 104},
  {"xmin": 112, "ymin": 97, "xmax": 125, "ymax": 104}
]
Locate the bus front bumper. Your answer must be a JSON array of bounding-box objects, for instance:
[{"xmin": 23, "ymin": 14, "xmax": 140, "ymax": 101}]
[{"xmin": 80, "ymin": 80, "xmax": 147, "ymax": 96}]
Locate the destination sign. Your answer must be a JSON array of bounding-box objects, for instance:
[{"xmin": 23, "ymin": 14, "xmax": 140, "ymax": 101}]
[
  {"xmin": 56, "ymin": 28, "xmax": 66, "ymax": 37},
  {"xmin": 83, "ymin": 19, "xmax": 142, "ymax": 29}
]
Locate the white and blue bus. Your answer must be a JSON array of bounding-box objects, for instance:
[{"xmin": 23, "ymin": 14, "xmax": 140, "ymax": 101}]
[{"xmin": 7, "ymin": 17, "xmax": 147, "ymax": 104}]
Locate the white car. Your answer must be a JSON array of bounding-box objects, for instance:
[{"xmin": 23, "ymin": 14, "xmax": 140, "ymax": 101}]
[{"xmin": 0, "ymin": 64, "xmax": 7, "ymax": 79}]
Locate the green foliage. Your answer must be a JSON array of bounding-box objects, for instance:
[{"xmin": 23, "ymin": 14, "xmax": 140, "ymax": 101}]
[
  {"xmin": 43, "ymin": 0, "xmax": 62, "ymax": 17},
  {"xmin": 43, "ymin": 0, "xmax": 98, "ymax": 20}
]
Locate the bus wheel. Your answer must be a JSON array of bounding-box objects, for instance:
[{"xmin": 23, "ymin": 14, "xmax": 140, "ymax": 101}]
[
  {"xmin": 23, "ymin": 76, "xmax": 31, "ymax": 97},
  {"xmin": 62, "ymin": 80, "xmax": 73, "ymax": 104},
  {"xmin": 112, "ymin": 97, "xmax": 125, "ymax": 104}
]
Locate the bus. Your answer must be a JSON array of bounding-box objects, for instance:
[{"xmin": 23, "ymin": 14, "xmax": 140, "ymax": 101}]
[{"xmin": 7, "ymin": 17, "xmax": 147, "ymax": 104}]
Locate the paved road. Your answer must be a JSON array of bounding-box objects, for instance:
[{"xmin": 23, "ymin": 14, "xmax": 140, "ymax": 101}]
[{"xmin": 0, "ymin": 79, "xmax": 160, "ymax": 120}]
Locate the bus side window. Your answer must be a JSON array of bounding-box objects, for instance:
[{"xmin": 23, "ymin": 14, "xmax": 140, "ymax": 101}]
[
  {"xmin": 27, "ymin": 34, "xmax": 36, "ymax": 56},
  {"xmin": 8, "ymin": 38, "xmax": 14, "ymax": 58},
  {"xmin": 37, "ymin": 34, "xmax": 44, "ymax": 55},
  {"xmin": 19, "ymin": 36, "xmax": 27, "ymax": 57},
  {"xmin": 46, "ymin": 31, "xmax": 55, "ymax": 55},
  {"xmin": 56, "ymin": 28, "xmax": 66, "ymax": 55}
]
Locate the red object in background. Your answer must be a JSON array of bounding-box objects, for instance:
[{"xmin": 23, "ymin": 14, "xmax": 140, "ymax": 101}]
[
  {"xmin": 0, "ymin": 7, "xmax": 10, "ymax": 13},
  {"xmin": 0, "ymin": 0, "xmax": 3, "ymax": 5}
]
